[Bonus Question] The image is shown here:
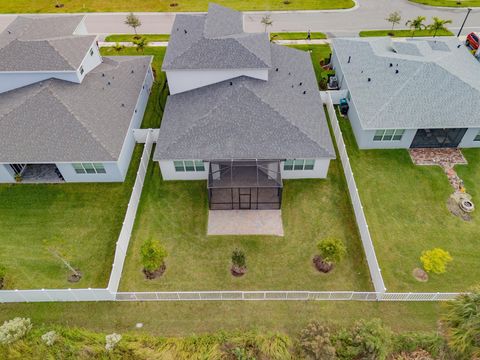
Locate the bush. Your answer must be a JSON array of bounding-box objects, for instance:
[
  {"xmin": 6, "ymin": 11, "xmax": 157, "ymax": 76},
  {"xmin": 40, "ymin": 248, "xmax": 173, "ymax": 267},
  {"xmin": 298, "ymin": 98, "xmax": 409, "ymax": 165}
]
[
  {"xmin": 0, "ymin": 317, "xmax": 32, "ymax": 345},
  {"xmin": 105, "ymin": 333, "xmax": 122, "ymax": 351},
  {"xmin": 298, "ymin": 321, "xmax": 336, "ymax": 359},
  {"xmin": 41, "ymin": 330, "xmax": 58, "ymax": 346},
  {"xmin": 334, "ymin": 319, "xmax": 392, "ymax": 360},
  {"xmin": 231, "ymin": 249, "xmax": 246, "ymax": 268},
  {"xmin": 420, "ymin": 248, "xmax": 452, "ymax": 274},
  {"xmin": 317, "ymin": 238, "xmax": 347, "ymax": 264},
  {"xmin": 140, "ymin": 239, "xmax": 167, "ymax": 272},
  {"xmin": 442, "ymin": 288, "xmax": 480, "ymax": 359},
  {"xmin": 392, "ymin": 332, "xmax": 447, "ymax": 358}
]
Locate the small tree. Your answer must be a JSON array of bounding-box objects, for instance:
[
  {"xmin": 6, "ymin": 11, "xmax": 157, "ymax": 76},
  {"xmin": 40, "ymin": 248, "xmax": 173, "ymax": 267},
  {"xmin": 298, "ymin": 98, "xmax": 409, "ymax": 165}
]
[
  {"xmin": 428, "ymin": 17, "xmax": 452, "ymax": 38},
  {"xmin": 125, "ymin": 13, "xmax": 142, "ymax": 37},
  {"xmin": 317, "ymin": 238, "xmax": 346, "ymax": 264},
  {"xmin": 420, "ymin": 248, "xmax": 452, "ymax": 274},
  {"xmin": 231, "ymin": 249, "xmax": 247, "ymax": 276},
  {"xmin": 299, "ymin": 321, "xmax": 337, "ymax": 360},
  {"xmin": 140, "ymin": 239, "xmax": 167, "ymax": 274},
  {"xmin": 405, "ymin": 16, "xmax": 427, "ymax": 37},
  {"xmin": 442, "ymin": 288, "xmax": 480, "ymax": 358},
  {"xmin": 386, "ymin": 11, "xmax": 402, "ymax": 30},
  {"xmin": 261, "ymin": 15, "xmax": 273, "ymax": 33},
  {"xmin": 133, "ymin": 37, "xmax": 148, "ymax": 53}
]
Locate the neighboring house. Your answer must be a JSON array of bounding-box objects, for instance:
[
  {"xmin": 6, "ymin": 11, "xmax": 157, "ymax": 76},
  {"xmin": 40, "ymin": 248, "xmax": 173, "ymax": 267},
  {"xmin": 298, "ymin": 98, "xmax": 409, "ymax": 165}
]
[
  {"xmin": 331, "ymin": 37, "xmax": 480, "ymax": 149},
  {"xmin": 0, "ymin": 16, "xmax": 154, "ymax": 183},
  {"xmin": 154, "ymin": 4, "xmax": 335, "ymax": 210}
]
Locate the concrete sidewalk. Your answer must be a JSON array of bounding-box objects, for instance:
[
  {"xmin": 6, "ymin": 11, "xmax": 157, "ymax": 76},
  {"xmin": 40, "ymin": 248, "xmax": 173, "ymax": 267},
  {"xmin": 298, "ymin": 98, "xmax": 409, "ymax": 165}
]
[{"xmin": 207, "ymin": 210, "xmax": 284, "ymax": 236}]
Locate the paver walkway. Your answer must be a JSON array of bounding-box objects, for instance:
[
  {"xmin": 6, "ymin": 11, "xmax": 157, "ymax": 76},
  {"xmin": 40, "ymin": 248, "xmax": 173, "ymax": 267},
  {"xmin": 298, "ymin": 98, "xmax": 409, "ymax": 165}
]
[
  {"xmin": 408, "ymin": 148, "xmax": 467, "ymax": 192},
  {"xmin": 207, "ymin": 210, "xmax": 284, "ymax": 236}
]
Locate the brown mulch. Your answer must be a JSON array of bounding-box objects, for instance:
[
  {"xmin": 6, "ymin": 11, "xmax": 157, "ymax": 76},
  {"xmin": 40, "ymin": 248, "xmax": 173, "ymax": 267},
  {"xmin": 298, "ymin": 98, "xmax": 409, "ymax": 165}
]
[
  {"xmin": 390, "ymin": 349, "xmax": 434, "ymax": 360},
  {"xmin": 231, "ymin": 265, "xmax": 247, "ymax": 277},
  {"xmin": 412, "ymin": 268, "xmax": 429, "ymax": 282},
  {"xmin": 143, "ymin": 264, "xmax": 166, "ymax": 280},
  {"xmin": 68, "ymin": 271, "xmax": 82, "ymax": 283},
  {"xmin": 447, "ymin": 196, "xmax": 471, "ymax": 222},
  {"xmin": 313, "ymin": 255, "xmax": 333, "ymax": 273}
]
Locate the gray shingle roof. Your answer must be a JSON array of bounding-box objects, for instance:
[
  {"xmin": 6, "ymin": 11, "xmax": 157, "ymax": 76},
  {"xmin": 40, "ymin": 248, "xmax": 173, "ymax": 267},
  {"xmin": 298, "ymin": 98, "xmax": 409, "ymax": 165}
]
[
  {"xmin": 154, "ymin": 44, "xmax": 335, "ymax": 161},
  {"xmin": 0, "ymin": 56, "xmax": 152, "ymax": 163},
  {"xmin": 0, "ymin": 15, "xmax": 96, "ymax": 71},
  {"xmin": 332, "ymin": 37, "xmax": 480, "ymax": 129},
  {"xmin": 162, "ymin": 3, "xmax": 271, "ymax": 70}
]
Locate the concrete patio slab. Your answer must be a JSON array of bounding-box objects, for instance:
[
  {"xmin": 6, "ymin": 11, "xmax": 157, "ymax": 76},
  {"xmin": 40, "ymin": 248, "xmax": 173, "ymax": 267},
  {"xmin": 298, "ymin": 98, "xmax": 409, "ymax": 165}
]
[{"xmin": 207, "ymin": 210, "xmax": 284, "ymax": 236}]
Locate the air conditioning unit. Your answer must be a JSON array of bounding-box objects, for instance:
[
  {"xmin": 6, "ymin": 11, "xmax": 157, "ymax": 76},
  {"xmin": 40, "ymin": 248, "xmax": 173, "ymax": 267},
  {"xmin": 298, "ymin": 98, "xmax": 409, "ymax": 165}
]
[{"xmin": 327, "ymin": 76, "xmax": 339, "ymax": 90}]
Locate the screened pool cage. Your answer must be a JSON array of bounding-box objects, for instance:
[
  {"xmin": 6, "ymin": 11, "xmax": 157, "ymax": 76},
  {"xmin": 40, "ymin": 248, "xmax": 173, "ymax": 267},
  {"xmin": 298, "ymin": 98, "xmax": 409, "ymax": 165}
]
[{"xmin": 207, "ymin": 160, "xmax": 283, "ymax": 210}]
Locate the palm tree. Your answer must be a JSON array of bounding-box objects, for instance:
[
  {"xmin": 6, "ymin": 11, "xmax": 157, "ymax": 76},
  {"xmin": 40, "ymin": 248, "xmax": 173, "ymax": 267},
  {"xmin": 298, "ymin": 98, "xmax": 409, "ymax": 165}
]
[
  {"xmin": 442, "ymin": 289, "xmax": 480, "ymax": 358},
  {"xmin": 261, "ymin": 15, "xmax": 273, "ymax": 33},
  {"xmin": 428, "ymin": 17, "xmax": 452, "ymax": 38},
  {"xmin": 113, "ymin": 42, "xmax": 125, "ymax": 53},
  {"xmin": 405, "ymin": 16, "xmax": 427, "ymax": 38},
  {"xmin": 133, "ymin": 37, "xmax": 148, "ymax": 53}
]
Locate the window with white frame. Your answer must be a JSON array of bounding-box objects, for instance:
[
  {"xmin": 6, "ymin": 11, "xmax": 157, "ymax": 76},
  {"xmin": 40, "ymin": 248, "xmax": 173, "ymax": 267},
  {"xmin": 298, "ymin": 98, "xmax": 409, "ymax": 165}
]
[
  {"xmin": 79, "ymin": 66, "xmax": 84, "ymax": 75},
  {"xmin": 373, "ymin": 129, "xmax": 405, "ymax": 141},
  {"xmin": 72, "ymin": 163, "xmax": 106, "ymax": 174},
  {"xmin": 90, "ymin": 48, "xmax": 94, "ymax": 56},
  {"xmin": 284, "ymin": 159, "xmax": 315, "ymax": 171},
  {"xmin": 174, "ymin": 160, "xmax": 205, "ymax": 172},
  {"xmin": 474, "ymin": 130, "xmax": 480, "ymax": 141}
]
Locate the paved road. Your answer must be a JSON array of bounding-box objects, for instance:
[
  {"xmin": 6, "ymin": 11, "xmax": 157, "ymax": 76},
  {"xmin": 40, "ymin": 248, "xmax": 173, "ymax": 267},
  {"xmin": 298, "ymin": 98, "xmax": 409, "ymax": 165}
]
[{"xmin": 0, "ymin": 0, "xmax": 480, "ymax": 37}]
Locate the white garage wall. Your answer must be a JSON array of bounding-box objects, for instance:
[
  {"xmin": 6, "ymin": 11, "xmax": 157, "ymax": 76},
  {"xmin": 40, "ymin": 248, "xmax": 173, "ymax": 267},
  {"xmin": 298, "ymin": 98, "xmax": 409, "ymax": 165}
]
[
  {"xmin": 280, "ymin": 159, "xmax": 331, "ymax": 179},
  {"xmin": 166, "ymin": 68, "xmax": 268, "ymax": 94},
  {"xmin": 56, "ymin": 162, "xmax": 123, "ymax": 182}
]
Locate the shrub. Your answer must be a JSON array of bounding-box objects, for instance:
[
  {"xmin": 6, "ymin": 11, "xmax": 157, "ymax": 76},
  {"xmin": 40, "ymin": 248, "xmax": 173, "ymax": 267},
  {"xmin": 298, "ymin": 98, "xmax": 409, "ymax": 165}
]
[
  {"xmin": 140, "ymin": 239, "xmax": 167, "ymax": 272},
  {"xmin": 317, "ymin": 238, "xmax": 346, "ymax": 264},
  {"xmin": 392, "ymin": 332, "xmax": 447, "ymax": 358},
  {"xmin": 334, "ymin": 319, "xmax": 392, "ymax": 360},
  {"xmin": 231, "ymin": 249, "xmax": 246, "ymax": 268},
  {"xmin": 0, "ymin": 317, "xmax": 32, "ymax": 345},
  {"xmin": 420, "ymin": 248, "xmax": 452, "ymax": 274},
  {"xmin": 105, "ymin": 333, "xmax": 122, "ymax": 351},
  {"xmin": 442, "ymin": 288, "xmax": 480, "ymax": 358},
  {"xmin": 41, "ymin": 330, "xmax": 58, "ymax": 346},
  {"xmin": 298, "ymin": 321, "xmax": 336, "ymax": 359}
]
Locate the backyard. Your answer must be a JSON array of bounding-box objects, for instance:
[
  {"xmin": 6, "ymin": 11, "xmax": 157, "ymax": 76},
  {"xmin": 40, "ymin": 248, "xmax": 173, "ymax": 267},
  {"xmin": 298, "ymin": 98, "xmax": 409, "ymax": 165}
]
[
  {"xmin": 339, "ymin": 114, "xmax": 480, "ymax": 292},
  {"xmin": 0, "ymin": 0, "xmax": 354, "ymax": 13}
]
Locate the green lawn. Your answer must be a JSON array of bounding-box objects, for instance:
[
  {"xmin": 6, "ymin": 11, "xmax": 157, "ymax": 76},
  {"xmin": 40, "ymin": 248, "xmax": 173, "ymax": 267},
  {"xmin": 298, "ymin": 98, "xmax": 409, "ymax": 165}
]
[
  {"xmin": 0, "ymin": 147, "xmax": 142, "ymax": 290},
  {"xmin": 409, "ymin": 0, "xmax": 480, "ymax": 7},
  {"xmin": 104, "ymin": 34, "xmax": 170, "ymax": 42},
  {"xmin": 339, "ymin": 115, "xmax": 480, "ymax": 292},
  {"xmin": 271, "ymin": 32, "xmax": 327, "ymax": 40},
  {"xmin": 359, "ymin": 29, "xmax": 454, "ymax": 37},
  {"xmin": 289, "ymin": 44, "xmax": 334, "ymax": 89},
  {"xmin": 0, "ymin": 0, "xmax": 354, "ymax": 13},
  {"xmin": 0, "ymin": 301, "xmax": 441, "ymax": 336}
]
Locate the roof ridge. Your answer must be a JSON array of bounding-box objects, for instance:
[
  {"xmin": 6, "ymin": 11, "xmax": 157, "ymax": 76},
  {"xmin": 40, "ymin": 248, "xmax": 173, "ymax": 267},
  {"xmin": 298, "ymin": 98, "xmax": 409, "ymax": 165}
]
[
  {"xmin": 232, "ymin": 36, "xmax": 270, "ymax": 67},
  {"xmin": 45, "ymin": 39, "xmax": 78, "ymax": 69},
  {"xmin": 46, "ymin": 86, "xmax": 117, "ymax": 158}
]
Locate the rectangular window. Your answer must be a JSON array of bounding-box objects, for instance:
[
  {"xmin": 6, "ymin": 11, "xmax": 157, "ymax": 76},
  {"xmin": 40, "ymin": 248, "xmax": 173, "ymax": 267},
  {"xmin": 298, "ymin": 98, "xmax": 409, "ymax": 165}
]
[
  {"xmin": 79, "ymin": 66, "xmax": 84, "ymax": 75},
  {"xmin": 284, "ymin": 159, "xmax": 315, "ymax": 171},
  {"xmin": 283, "ymin": 159, "xmax": 294, "ymax": 171},
  {"xmin": 72, "ymin": 163, "xmax": 106, "ymax": 174},
  {"xmin": 174, "ymin": 160, "xmax": 205, "ymax": 172},
  {"xmin": 90, "ymin": 48, "xmax": 94, "ymax": 56},
  {"xmin": 474, "ymin": 130, "xmax": 480, "ymax": 141},
  {"xmin": 373, "ymin": 129, "xmax": 405, "ymax": 141}
]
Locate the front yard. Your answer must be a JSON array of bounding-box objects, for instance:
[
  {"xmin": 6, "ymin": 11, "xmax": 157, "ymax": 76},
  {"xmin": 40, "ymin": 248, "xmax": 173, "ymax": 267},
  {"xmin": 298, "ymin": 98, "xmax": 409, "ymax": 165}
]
[{"xmin": 339, "ymin": 115, "xmax": 480, "ymax": 292}]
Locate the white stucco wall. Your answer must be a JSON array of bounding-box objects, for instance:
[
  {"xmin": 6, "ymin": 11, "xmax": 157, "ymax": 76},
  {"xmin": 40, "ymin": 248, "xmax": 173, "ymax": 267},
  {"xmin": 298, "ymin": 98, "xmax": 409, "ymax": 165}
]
[
  {"xmin": 0, "ymin": 71, "xmax": 80, "ymax": 94},
  {"xmin": 166, "ymin": 68, "xmax": 269, "ymax": 94},
  {"xmin": 0, "ymin": 165, "xmax": 15, "ymax": 183},
  {"xmin": 56, "ymin": 162, "xmax": 123, "ymax": 182},
  {"xmin": 280, "ymin": 159, "xmax": 331, "ymax": 179},
  {"xmin": 77, "ymin": 40, "xmax": 102, "ymax": 80},
  {"xmin": 159, "ymin": 160, "xmax": 210, "ymax": 180},
  {"xmin": 458, "ymin": 128, "xmax": 480, "ymax": 148}
]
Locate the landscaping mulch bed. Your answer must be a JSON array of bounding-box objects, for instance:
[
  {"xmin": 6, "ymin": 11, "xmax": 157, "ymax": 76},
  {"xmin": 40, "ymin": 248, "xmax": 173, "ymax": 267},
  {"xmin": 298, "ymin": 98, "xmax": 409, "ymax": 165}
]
[
  {"xmin": 412, "ymin": 268, "xmax": 428, "ymax": 282},
  {"xmin": 230, "ymin": 265, "xmax": 247, "ymax": 277},
  {"xmin": 447, "ymin": 195, "xmax": 472, "ymax": 222},
  {"xmin": 143, "ymin": 264, "xmax": 166, "ymax": 280},
  {"xmin": 313, "ymin": 255, "xmax": 333, "ymax": 273},
  {"xmin": 68, "ymin": 271, "xmax": 82, "ymax": 283}
]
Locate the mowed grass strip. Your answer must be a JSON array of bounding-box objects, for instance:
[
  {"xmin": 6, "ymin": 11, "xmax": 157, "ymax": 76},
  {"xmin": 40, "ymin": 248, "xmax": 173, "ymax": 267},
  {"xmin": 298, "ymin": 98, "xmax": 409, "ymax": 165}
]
[
  {"xmin": 104, "ymin": 34, "xmax": 170, "ymax": 42},
  {"xmin": 339, "ymin": 114, "xmax": 480, "ymax": 292},
  {"xmin": 271, "ymin": 32, "xmax": 327, "ymax": 40},
  {"xmin": 0, "ymin": 0, "xmax": 355, "ymax": 13},
  {"xmin": 359, "ymin": 29, "xmax": 454, "ymax": 37}
]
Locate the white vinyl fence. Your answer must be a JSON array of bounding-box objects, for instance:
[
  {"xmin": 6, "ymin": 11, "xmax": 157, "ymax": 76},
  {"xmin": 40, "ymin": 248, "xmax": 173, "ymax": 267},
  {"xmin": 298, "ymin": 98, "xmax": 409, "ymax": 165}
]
[
  {"xmin": 107, "ymin": 130, "xmax": 155, "ymax": 292},
  {"xmin": 323, "ymin": 92, "xmax": 386, "ymax": 294}
]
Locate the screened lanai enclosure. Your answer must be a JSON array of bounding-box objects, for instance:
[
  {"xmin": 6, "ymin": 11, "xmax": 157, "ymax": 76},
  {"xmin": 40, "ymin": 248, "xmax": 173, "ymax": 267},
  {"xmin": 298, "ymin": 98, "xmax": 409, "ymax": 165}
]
[{"xmin": 208, "ymin": 160, "xmax": 283, "ymax": 210}]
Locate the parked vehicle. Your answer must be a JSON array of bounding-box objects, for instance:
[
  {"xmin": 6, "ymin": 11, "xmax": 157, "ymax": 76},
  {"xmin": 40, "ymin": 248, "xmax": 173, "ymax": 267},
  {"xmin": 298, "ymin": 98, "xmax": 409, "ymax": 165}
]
[{"xmin": 466, "ymin": 32, "xmax": 479, "ymax": 50}]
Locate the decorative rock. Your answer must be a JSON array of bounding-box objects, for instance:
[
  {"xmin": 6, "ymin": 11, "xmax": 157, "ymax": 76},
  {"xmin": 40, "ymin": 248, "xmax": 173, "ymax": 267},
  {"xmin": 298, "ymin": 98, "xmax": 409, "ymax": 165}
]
[{"xmin": 460, "ymin": 199, "xmax": 474, "ymax": 213}]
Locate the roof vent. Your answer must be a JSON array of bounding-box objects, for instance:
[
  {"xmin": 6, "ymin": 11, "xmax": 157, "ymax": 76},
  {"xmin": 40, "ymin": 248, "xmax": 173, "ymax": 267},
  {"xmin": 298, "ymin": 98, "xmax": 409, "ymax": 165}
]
[
  {"xmin": 367, "ymin": 78, "xmax": 371, "ymax": 82},
  {"xmin": 275, "ymin": 68, "xmax": 279, "ymax": 72},
  {"xmin": 299, "ymin": 82, "xmax": 303, "ymax": 86},
  {"xmin": 7, "ymin": 30, "xmax": 11, "ymax": 34},
  {"xmin": 457, "ymin": 44, "xmax": 461, "ymax": 48},
  {"xmin": 131, "ymin": 70, "xmax": 134, "ymax": 74},
  {"xmin": 303, "ymin": 90, "xmax": 307, "ymax": 94},
  {"xmin": 348, "ymin": 56, "xmax": 351, "ymax": 63},
  {"xmin": 102, "ymin": 73, "xmax": 105, "ymax": 77},
  {"xmin": 288, "ymin": 72, "xmax": 291, "ymax": 75},
  {"xmin": 107, "ymin": 81, "xmax": 111, "ymax": 85},
  {"xmin": 184, "ymin": 29, "xmax": 187, "ymax": 34},
  {"xmin": 389, "ymin": 63, "xmax": 393, "ymax": 67},
  {"xmin": 291, "ymin": 85, "xmax": 294, "ymax": 88},
  {"xmin": 229, "ymin": 81, "xmax": 233, "ymax": 86},
  {"xmin": 395, "ymin": 69, "xmax": 399, "ymax": 74},
  {"xmin": 121, "ymin": 103, "xmax": 125, "ymax": 107}
]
